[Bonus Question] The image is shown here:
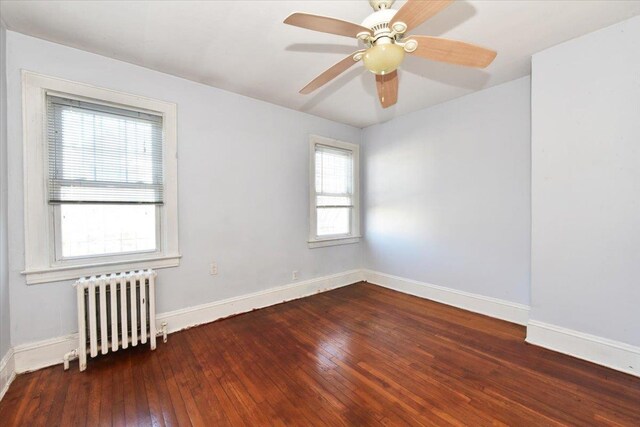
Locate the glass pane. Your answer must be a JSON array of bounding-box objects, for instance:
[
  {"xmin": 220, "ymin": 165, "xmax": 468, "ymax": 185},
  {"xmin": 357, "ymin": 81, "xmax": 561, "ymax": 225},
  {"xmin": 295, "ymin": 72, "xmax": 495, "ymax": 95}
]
[
  {"xmin": 315, "ymin": 147, "xmax": 353, "ymax": 195},
  {"xmin": 317, "ymin": 207, "xmax": 351, "ymax": 236},
  {"xmin": 59, "ymin": 204, "xmax": 157, "ymax": 258}
]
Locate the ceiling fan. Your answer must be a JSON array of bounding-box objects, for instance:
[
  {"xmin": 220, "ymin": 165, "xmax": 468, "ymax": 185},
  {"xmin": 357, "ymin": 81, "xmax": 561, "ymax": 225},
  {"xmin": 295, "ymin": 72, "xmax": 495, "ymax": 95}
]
[{"xmin": 284, "ymin": 0, "xmax": 497, "ymax": 108}]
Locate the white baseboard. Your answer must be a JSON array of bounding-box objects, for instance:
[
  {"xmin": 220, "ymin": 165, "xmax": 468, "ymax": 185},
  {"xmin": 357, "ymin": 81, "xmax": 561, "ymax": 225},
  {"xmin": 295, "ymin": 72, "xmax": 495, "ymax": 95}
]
[
  {"xmin": 157, "ymin": 269, "xmax": 363, "ymax": 333},
  {"xmin": 13, "ymin": 334, "xmax": 78, "ymax": 374},
  {"xmin": 11, "ymin": 269, "xmax": 364, "ymax": 375},
  {"xmin": 526, "ymin": 320, "xmax": 640, "ymax": 378},
  {"xmin": 0, "ymin": 349, "xmax": 16, "ymax": 401},
  {"xmin": 363, "ymin": 269, "xmax": 530, "ymax": 326}
]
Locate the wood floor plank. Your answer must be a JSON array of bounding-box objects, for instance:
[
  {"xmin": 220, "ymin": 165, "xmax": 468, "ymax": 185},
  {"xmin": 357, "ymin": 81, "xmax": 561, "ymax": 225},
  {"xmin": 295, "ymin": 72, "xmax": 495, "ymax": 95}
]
[
  {"xmin": 121, "ymin": 354, "xmax": 140, "ymax": 426},
  {"xmin": 30, "ymin": 367, "xmax": 65, "ymax": 426},
  {"xmin": 20, "ymin": 366, "xmax": 53, "ymax": 425},
  {"xmin": 97, "ymin": 361, "xmax": 114, "ymax": 427},
  {"xmin": 1, "ymin": 282, "xmax": 639, "ymax": 426},
  {"xmin": 110, "ymin": 354, "xmax": 126, "ymax": 427},
  {"xmin": 142, "ymin": 352, "xmax": 175, "ymax": 427},
  {"xmin": 84, "ymin": 363, "xmax": 103, "ymax": 427},
  {"xmin": 4, "ymin": 370, "xmax": 42, "ymax": 426},
  {"xmin": 154, "ymin": 347, "xmax": 193, "ymax": 427}
]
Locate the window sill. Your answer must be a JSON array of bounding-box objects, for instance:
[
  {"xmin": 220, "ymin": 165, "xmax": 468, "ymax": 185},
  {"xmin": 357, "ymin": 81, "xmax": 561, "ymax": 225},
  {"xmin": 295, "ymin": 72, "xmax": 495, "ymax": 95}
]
[
  {"xmin": 22, "ymin": 254, "xmax": 181, "ymax": 285},
  {"xmin": 308, "ymin": 236, "xmax": 361, "ymax": 249}
]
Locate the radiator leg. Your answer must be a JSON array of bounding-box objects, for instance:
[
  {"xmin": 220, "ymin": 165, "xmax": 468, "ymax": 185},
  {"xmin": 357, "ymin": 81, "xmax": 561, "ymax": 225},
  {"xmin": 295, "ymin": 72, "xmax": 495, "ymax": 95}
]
[
  {"xmin": 78, "ymin": 347, "xmax": 87, "ymax": 372},
  {"xmin": 63, "ymin": 349, "xmax": 78, "ymax": 371}
]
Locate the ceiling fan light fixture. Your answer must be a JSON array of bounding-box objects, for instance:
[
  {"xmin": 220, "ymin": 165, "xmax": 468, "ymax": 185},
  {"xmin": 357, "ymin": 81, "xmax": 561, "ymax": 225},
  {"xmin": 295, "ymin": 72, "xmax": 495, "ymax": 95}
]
[
  {"xmin": 284, "ymin": 0, "xmax": 496, "ymax": 108},
  {"xmin": 363, "ymin": 42, "xmax": 405, "ymax": 75}
]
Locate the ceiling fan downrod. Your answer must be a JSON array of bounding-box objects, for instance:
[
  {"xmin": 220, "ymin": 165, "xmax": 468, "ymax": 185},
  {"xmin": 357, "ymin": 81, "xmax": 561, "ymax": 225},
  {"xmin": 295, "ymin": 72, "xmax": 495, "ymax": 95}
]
[{"xmin": 369, "ymin": 0, "xmax": 395, "ymax": 11}]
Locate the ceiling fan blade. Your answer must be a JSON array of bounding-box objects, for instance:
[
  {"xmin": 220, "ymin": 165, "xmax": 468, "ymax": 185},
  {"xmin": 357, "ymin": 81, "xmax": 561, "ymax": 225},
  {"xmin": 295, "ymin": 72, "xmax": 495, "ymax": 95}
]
[
  {"xmin": 375, "ymin": 71, "xmax": 398, "ymax": 108},
  {"xmin": 284, "ymin": 13, "xmax": 372, "ymax": 38},
  {"xmin": 390, "ymin": 0, "xmax": 453, "ymax": 33},
  {"xmin": 300, "ymin": 51, "xmax": 365, "ymax": 94},
  {"xmin": 407, "ymin": 36, "xmax": 497, "ymax": 68}
]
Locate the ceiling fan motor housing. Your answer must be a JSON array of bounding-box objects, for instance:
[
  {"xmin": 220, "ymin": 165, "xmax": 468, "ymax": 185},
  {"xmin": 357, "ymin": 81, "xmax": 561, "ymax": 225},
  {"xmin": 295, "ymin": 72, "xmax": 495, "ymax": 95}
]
[{"xmin": 361, "ymin": 8, "xmax": 398, "ymax": 44}]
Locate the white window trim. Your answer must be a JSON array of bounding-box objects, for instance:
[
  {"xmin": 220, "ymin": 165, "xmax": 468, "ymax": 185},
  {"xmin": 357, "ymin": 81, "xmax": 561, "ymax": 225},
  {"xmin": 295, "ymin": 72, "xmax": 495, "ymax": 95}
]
[
  {"xmin": 21, "ymin": 71, "xmax": 180, "ymax": 284},
  {"xmin": 308, "ymin": 135, "xmax": 360, "ymax": 249}
]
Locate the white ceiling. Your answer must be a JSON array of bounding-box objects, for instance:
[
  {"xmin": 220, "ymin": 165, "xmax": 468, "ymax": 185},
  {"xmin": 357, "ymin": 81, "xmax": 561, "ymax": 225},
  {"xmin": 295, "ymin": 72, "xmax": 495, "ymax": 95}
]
[{"xmin": 2, "ymin": 1, "xmax": 639, "ymax": 128}]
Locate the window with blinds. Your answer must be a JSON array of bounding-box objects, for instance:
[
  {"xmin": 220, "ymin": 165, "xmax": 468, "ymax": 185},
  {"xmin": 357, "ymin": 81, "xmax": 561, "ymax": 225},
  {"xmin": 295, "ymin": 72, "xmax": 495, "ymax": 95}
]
[
  {"xmin": 46, "ymin": 95, "xmax": 163, "ymax": 259},
  {"xmin": 314, "ymin": 144, "xmax": 354, "ymax": 237}
]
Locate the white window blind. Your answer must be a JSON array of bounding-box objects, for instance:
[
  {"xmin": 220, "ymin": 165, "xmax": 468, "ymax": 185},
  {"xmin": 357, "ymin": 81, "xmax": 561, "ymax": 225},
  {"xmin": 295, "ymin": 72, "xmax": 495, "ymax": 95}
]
[
  {"xmin": 315, "ymin": 144, "xmax": 354, "ymax": 236},
  {"xmin": 47, "ymin": 95, "xmax": 164, "ymax": 205}
]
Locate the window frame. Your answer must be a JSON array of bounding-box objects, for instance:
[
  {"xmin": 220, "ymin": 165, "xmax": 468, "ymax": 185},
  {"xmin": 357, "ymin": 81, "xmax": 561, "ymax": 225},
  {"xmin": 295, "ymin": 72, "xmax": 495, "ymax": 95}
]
[
  {"xmin": 22, "ymin": 71, "xmax": 180, "ymax": 284},
  {"xmin": 308, "ymin": 135, "xmax": 360, "ymax": 249}
]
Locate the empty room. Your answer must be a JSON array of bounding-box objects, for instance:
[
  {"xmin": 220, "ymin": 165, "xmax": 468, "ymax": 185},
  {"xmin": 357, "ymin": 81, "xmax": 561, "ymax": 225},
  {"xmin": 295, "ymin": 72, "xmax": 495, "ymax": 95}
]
[{"xmin": 0, "ymin": 0, "xmax": 639, "ymax": 425}]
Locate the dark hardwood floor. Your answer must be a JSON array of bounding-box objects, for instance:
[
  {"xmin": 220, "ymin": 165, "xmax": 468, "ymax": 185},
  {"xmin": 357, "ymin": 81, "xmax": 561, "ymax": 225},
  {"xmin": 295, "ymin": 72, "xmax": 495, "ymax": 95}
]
[{"xmin": 1, "ymin": 282, "xmax": 639, "ymax": 426}]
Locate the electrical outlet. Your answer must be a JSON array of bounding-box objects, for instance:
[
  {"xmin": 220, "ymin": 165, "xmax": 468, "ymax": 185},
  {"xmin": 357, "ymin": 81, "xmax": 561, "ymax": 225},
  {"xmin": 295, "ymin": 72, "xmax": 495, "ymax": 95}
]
[
  {"xmin": 292, "ymin": 270, "xmax": 299, "ymax": 280},
  {"xmin": 210, "ymin": 262, "xmax": 218, "ymax": 276}
]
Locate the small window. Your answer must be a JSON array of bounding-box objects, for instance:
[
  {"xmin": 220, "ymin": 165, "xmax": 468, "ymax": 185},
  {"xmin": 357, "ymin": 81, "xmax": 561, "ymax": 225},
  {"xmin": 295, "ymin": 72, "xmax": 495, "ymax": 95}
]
[
  {"xmin": 22, "ymin": 72, "xmax": 180, "ymax": 284},
  {"xmin": 309, "ymin": 136, "xmax": 360, "ymax": 248}
]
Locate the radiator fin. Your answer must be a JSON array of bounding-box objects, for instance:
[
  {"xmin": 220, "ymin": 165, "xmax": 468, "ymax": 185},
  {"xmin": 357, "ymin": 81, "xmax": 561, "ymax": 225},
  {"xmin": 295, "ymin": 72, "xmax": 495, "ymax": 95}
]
[
  {"xmin": 99, "ymin": 278, "xmax": 108, "ymax": 355},
  {"xmin": 120, "ymin": 274, "xmax": 128, "ymax": 350},
  {"xmin": 130, "ymin": 277, "xmax": 138, "ymax": 346},
  {"xmin": 140, "ymin": 273, "xmax": 147, "ymax": 344},
  {"xmin": 88, "ymin": 281, "xmax": 98, "ymax": 357},
  {"xmin": 110, "ymin": 277, "xmax": 118, "ymax": 352}
]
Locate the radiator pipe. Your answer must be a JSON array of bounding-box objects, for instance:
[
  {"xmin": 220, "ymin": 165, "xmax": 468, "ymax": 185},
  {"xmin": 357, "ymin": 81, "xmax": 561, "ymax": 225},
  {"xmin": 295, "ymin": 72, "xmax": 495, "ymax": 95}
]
[
  {"xmin": 63, "ymin": 349, "xmax": 78, "ymax": 371},
  {"xmin": 159, "ymin": 321, "xmax": 168, "ymax": 343}
]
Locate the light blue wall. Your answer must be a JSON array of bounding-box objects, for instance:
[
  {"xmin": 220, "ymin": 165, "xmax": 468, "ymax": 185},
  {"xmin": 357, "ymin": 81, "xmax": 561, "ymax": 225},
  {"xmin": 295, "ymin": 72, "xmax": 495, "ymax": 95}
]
[
  {"xmin": 530, "ymin": 16, "xmax": 640, "ymax": 346},
  {"xmin": 362, "ymin": 77, "xmax": 532, "ymax": 305}
]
